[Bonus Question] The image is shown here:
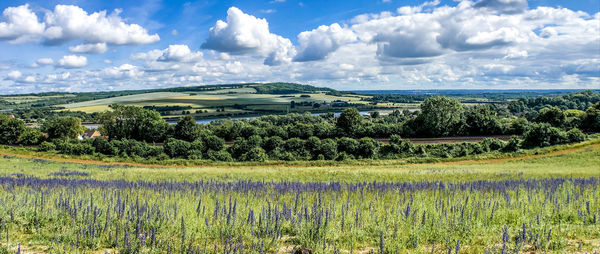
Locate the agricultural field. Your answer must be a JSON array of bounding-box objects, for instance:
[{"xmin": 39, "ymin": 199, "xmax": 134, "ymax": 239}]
[
  {"xmin": 58, "ymin": 87, "xmax": 372, "ymax": 115},
  {"xmin": 0, "ymin": 142, "xmax": 598, "ymax": 253}
]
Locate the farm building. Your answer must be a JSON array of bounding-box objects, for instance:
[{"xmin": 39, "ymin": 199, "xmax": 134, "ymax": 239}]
[{"xmin": 79, "ymin": 130, "xmax": 103, "ymax": 140}]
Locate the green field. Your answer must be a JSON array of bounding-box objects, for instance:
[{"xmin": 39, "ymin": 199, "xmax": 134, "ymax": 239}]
[
  {"xmin": 58, "ymin": 88, "xmax": 372, "ymax": 114},
  {"xmin": 0, "ymin": 142, "xmax": 598, "ymax": 253}
]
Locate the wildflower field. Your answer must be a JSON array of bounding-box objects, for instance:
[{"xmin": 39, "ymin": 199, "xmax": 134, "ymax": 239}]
[{"xmin": 0, "ymin": 143, "xmax": 599, "ymax": 253}]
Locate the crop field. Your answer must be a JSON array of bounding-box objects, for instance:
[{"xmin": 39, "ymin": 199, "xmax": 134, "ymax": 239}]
[
  {"xmin": 59, "ymin": 89, "xmax": 371, "ymax": 114},
  {"xmin": 0, "ymin": 143, "xmax": 598, "ymax": 253}
]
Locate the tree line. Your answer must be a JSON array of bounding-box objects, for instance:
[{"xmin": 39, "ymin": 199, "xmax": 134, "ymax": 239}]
[{"xmin": 0, "ymin": 93, "xmax": 598, "ymax": 162}]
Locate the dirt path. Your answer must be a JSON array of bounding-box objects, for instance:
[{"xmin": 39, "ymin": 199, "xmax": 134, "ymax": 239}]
[{"xmin": 0, "ymin": 143, "xmax": 598, "ymax": 169}]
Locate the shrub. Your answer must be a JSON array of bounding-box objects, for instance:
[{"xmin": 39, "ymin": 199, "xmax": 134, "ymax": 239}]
[
  {"xmin": 566, "ymin": 128, "xmax": 586, "ymax": 143},
  {"xmin": 164, "ymin": 138, "xmax": 191, "ymax": 158},
  {"xmin": 481, "ymin": 138, "xmax": 506, "ymax": 152},
  {"xmin": 38, "ymin": 141, "xmax": 56, "ymax": 152},
  {"xmin": 92, "ymin": 137, "xmax": 118, "ymax": 155},
  {"xmin": 357, "ymin": 137, "xmax": 379, "ymax": 159},
  {"xmin": 503, "ymin": 136, "xmax": 521, "ymax": 152},
  {"xmin": 206, "ymin": 149, "xmax": 233, "ymax": 162},
  {"xmin": 19, "ymin": 128, "xmax": 44, "ymax": 145},
  {"xmin": 318, "ymin": 138, "xmax": 338, "ymax": 160},
  {"xmin": 337, "ymin": 137, "xmax": 358, "ymax": 156},
  {"xmin": 522, "ymin": 123, "xmax": 567, "ymax": 148},
  {"xmin": 241, "ymin": 147, "xmax": 268, "ymax": 162}
]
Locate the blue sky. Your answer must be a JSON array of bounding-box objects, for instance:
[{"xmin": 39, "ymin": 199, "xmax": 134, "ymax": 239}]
[{"xmin": 0, "ymin": 0, "xmax": 599, "ymax": 93}]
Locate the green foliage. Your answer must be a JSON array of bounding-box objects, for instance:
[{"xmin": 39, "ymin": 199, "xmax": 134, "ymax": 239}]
[
  {"xmin": 206, "ymin": 149, "xmax": 233, "ymax": 161},
  {"xmin": 535, "ymin": 106, "xmax": 567, "ymax": 127},
  {"xmin": 356, "ymin": 137, "xmax": 379, "ymax": 159},
  {"xmin": 174, "ymin": 115, "xmax": 200, "ymax": 142},
  {"xmin": 92, "ymin": 137, "xmax": 118, "ymax": 156},
  {"xmin": 241, "ymin": 147, "xmax": 268, "ymax": 162},
  {"xmin": 583, "ymin": 102, "xmax": 600, "ymax": 132},
  {"xmin": 19, "ymin": 128, "xmax": 44, "ymax": 145},
  {"xmin": 253, "ymin": 82, "xmax": 334, "ymax": 94},
  {"xmin": 415, "ymin": 96, "xmax": 464, "ymax": 137},
  {"xmin": 566, "ymin": 128, "xmax": 586, "ymax": 143},
  {"xmin": 0, "ymin": 114, "xmax": 26, "ymax": 144},
  {"xmin": 164, "ymin": 138, "xmax": 192, "ymax": 158},
  {"xmin": 522, "ymin": 123, "xmax": 567, "ymax": 148},
  {"xmin": 42, "ymin": 116, "xmax": 85, "ymax": 140},
  {"xmin": 503, "ymin": 136, "xmax": 521, "ymax": 152},
  {"xmin": 464, "ymin": 105, "xmax": 502, "ymax": 135},
  {"xmin": 97, "ymin": 104, "xmax": 169, "ymax": 143},
  {"xmin": 38, "ymin": 141, "xmax": 56, "ymax": 151},
  {"xmin": 336, "ymin": 108, "xmax": 363, "ymax": 136}
]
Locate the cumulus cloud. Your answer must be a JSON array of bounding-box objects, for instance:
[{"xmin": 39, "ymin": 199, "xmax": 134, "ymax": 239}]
[
  {"xmin": 57, "ymin": 55, "xmax": 87, "ymax": 68},
  {"xmin": 6, "ymin": 70, "xmax": 22, "ymax": 80},
  {"xmin": 100, "ymin": 64, "xmax": 143, "ymax": 79},
  {"xmin": 36, "ymin": 58, "xmax": 54, "ymax": 65},
  {"xmin": 0, "ymin": 4, "xmax": 45, "ymax": 43},
  {"xmin": 132, "ymin": 44, "xmax": 204, "ymax": 63},
  {"xmin": 201, "ymin": 7, "xmax": 294, "ymax": 65},
  {"xmin": 0, "ymin": 4, "xmax": 159, "ymax": 46},
  {"xmin": 294, "ymin": 23, "xmax": 356, "ymax": 62},
  {"xmin": 69, "ymin": 43, "xmax": 107, "ymax": 54}
]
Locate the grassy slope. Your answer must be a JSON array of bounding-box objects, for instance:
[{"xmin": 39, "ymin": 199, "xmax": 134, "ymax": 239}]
[{"xmin": 1, "ymin": 141, "xmax": 598, "ymax": 183}]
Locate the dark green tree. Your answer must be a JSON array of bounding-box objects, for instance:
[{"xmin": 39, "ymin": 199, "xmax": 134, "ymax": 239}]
[
  {"xmin": 416, "ymin": 96, "xmax": 463, "ymax": 137},
  {"xmin": 43, "ymin": 117, "xmax": 85, "ymax": 140},
  {"xmin": 163, "ymin": 138, "xmax": 192, "ymax": 158},
  {"xmin": 535, "ymin": 106, "xmax": 566, "ymax": 128},
  {"xmin": 0, "ymin": 114, "xmax": 26, "ymax": 145},
  {"xmin": 97, "ymin": 104, "xmax": 169, "ymax": 143},
  {"xmin": 174, "ymin": 116, "xmax": 199, "ymax": 142},
  {"xmin": 336, "ymin": 108, "xmax": 363, "ymax": 136}
]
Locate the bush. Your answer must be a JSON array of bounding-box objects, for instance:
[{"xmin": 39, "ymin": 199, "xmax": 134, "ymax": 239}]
[
  {"xmin": 522, "ymin": 123, "xmax": 567, "ymax": 148},
  {"xmin": 19, "ymin": 128, "xmax": 44, "ymax": 145},
  {"xmin": 318, "ymin": 138, "xmax": 338, "ymax": 160},
  {"xmin": 241, "ymin": 147, "xmax": 268, "ymax": 162},
  {"xmin": 164, "ymin": 138, "xmax": 192, "ymax": 158},
  {"xmin": 503, "ymin": 136, "xmax": 521, "ymax": 152},
  {"xmin": 357, "ymin": 137, "xmax": 379, "ymax": 159},
  {"xmin": 481, "ymin": 138, "xmax": 506, "ymax": 152},
  {"xmin": 38, "ymin": 141, "xmax": 56, "ymax": 151},
  {"xmin": 566, "ymin": 128, "xmax": 586, "ymax": 143},
  {"xmin": 0, "ymin": 114, "xmax": 26, "ymax": 145},
  {"xmin": 92, "ymin": 137, "xmax": 118, "ymax": 155},
  {"xmin": 337, "ymin": 137, "xmax": 358, "ymax": 156},
  {"xmin": 206, "ymin": 149, "xmax": 233, "ymax": 162}
]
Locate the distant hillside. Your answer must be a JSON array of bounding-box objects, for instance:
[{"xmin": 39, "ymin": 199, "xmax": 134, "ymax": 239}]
[
  {"xmin": 250, "ymin": 83, "xmax": 335, "ymax": 94},
  {"xmin": 0, "ymin": 83, "xmax": 337, "ymax": 110}
]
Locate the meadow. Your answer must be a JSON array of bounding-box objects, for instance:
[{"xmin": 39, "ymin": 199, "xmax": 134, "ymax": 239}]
[
  {"xmin": 0, "ymin": 142, "xmax": 599, "ymax": 253},
  {"xmin": 57, "ymin": 88, "xmax": 371, "ymax": 114}
]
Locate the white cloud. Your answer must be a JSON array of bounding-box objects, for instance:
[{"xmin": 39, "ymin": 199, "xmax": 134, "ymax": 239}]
[
  {"xmin": 132, "ymin": 44, "xmax": 204, "ymax": 63},
  {"xmin": 0, "ymin": 4, "xmax": 159, "ymax": 46},
  {"xmin": 0, "ymin": 4, "xmax": 45, "ymax": 43},
  {"xmin": 294, "ymin": 23, "xmax": 356, "ymax": 62},
  {"xmin": 6, "ymin": 70, "xmax": 22, "ymax": 79},
  {"xmin": 57, "ymin": 55, "xmax": 87, "ymax": 68},
  {"xmin": 36, "ymin": 58, "xmax": 54, "ymax": 65},
  {"xmin": 201, "ymin": 7, "xmax": 294, "ymax": 65},
  {"xmin": 69, "ymin": 43, "xmax": 107, "ymax": 54},
  {"xmin": 100, "ymin": 64, "xmax": 142, "ymax": 79}
]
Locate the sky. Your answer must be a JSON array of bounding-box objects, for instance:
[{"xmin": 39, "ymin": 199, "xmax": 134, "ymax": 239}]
[{"xmin": 0, "ymin": 0, "xmax": 599, "ymax": 94}]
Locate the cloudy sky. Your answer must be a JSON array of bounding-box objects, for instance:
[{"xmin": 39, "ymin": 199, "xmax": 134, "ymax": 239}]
[{"xmin": 0, "ymin": 0, "xmax": 599, "ymax": 94}]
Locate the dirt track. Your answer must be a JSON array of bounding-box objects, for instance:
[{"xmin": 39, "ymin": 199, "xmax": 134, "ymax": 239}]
[{"xmin": 0, "ymin": 142, "xmax": 597, "ymax": 169}]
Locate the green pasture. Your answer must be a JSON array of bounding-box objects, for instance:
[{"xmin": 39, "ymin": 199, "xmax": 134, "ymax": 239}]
[
  {"xmin": 59, "ymin": 90, "xmax": 375, "ymax": 114},
  {"xmin": 1, "ymin": 141, "xmax": 598, "ymax": 183}
]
